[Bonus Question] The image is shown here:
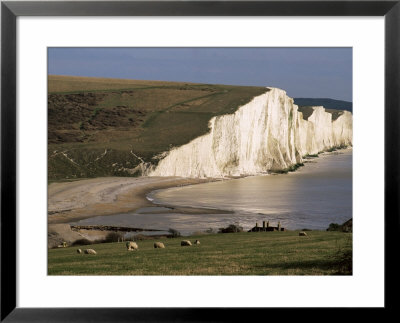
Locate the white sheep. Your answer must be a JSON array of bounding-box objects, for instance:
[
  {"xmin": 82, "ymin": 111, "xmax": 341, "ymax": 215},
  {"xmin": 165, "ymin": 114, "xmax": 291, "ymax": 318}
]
[
  {"xmin": 181, "ymin": 240, "xmax": 192, "ymax": 246},
  {"xmin": 126, "ymin": 241, "xmax": 139, "ymax": 251},
  {"xmin": 154, "ymin": 242, "xmax": 165, "ymax": 249},
  {"xmin": 84, "ymin": 248, "xmax": 97, "ymax": 255}
]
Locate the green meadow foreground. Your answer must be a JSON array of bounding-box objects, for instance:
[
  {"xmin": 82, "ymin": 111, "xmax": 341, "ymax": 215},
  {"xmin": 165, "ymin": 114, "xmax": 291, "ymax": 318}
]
[{"xmin": 48, "ymin": 231, "xmax": 352, "ymax": 275}]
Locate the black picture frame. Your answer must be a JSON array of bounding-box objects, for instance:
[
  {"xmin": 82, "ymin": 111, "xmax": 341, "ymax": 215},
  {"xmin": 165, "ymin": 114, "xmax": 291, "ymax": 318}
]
[{"xmin": 1, "ymin": 0, "xmax": 399, "ymax": 321}]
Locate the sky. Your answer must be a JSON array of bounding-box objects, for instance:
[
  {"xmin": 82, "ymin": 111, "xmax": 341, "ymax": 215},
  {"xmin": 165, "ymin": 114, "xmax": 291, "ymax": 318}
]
[{"xmin": 48, "ymin": 47, "xmax": 352, "ymax": 101}]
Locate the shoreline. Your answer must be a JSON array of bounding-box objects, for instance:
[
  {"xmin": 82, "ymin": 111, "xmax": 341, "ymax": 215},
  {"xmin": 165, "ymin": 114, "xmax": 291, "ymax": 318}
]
[
  {"xmin": 146, "ymin": 147, "xmax": 353, "ymax": 213},
  {"xmin": 48, "ymin": 176, "xmax": 226, "ymax": 224},
  {"xmin": 48, "ymin": 147, "xmax": 351, "ymax": 245},
  {"xmin": 49, "ymin": 147, "xmax": 352, "ymax": 225}
]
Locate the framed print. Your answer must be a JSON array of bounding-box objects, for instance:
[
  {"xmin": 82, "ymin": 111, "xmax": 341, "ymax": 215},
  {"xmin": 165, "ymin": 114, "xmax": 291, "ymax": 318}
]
[{"xmin": 1, "ymin": 0, "xmax": 399, "ymax": 321}]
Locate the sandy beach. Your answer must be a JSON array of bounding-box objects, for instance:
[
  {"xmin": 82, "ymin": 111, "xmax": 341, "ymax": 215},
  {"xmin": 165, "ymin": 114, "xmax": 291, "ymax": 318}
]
[
  {"xmin": 48, "ymin": 176, "xmax": 222, "ymax": 247},
  {"xmin": 48, "ymin": 176, "xmax": 221, "ymax": 224}
]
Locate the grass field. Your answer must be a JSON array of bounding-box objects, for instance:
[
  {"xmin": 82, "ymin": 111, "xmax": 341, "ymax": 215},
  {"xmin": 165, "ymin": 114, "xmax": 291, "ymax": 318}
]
[
  {"xmin": 48, "ymin": 75, "xmax": 267, "ymax": 180},
  {"xmin": 48, "ymin": 231, "xmax": 352, "ymax": 275},
  {"xmin": 48, "ymin": 75, "xmax": 201, "ymax": 93}
]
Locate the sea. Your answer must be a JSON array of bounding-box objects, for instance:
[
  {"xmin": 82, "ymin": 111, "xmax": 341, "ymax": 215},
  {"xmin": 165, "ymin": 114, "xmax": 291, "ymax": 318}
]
[{"xmin": 71, "ymin": 149, "xmax": 352, "ymax": 236}]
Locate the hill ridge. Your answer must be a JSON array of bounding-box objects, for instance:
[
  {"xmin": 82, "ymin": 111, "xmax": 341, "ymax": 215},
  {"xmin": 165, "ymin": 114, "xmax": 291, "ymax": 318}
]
[{"xmin": 294, "ymin": 98, "xmax": 352, "ymax": 112}]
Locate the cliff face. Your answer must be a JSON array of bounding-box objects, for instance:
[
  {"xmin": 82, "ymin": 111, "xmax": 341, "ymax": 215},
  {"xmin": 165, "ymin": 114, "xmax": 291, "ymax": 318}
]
[{"xmin": 150, "ymin": 88, "xmax": 352, "ymax": 178}]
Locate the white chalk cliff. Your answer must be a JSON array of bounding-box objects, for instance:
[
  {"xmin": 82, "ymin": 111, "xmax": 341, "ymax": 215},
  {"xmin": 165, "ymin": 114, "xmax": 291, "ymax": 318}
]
[{"xmin": 150, "ymin": 88, "xmax": 352, "ymax": 178}]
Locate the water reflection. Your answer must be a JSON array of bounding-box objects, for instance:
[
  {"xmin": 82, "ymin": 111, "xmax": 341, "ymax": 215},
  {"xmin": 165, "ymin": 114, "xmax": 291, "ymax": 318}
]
[{"xmin": 149, "ymin": 150, "xmax": 352, "ymax": 231}]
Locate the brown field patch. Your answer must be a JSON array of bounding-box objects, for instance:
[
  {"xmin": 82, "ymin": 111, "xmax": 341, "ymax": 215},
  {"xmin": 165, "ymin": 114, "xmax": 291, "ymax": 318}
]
[{"xmin": 48, "ymin": 75, "xmax": 201, "ymax": 93}]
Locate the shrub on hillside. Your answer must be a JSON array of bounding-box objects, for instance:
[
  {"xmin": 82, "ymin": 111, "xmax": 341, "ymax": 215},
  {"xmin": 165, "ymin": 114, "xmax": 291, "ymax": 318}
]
[
  {"xmin": 168, "ymin": 228, "xmax": 181, "ymax": 238},
  {"xmin": 326, "ymin": 219, "xmax": 352, "ymax": 232},
  {"xmin": 218, "ymin": 224, "xmax": 243, "ymax": 233},
  {"xmin": 104, "ymin": 232, "xmax": 124, "ymax": 243},
  {"xmin": 326, "ymin": 223, "xmax": 341, "ymax": 231},
  {"xmin": 71, "ymin": 238, "xmax": 93, "ymax": 246}
]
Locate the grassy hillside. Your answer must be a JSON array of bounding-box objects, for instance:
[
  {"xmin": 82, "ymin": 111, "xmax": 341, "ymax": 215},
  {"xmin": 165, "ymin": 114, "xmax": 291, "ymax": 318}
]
[
  {"xmin": 294, "ymin": 98, "xmax": 352, "ymax": 112},
  {"xmin": 298, "ymin": 106, "xmax": 347, "ymax": 121},
  {"xmin": 48, "ymin": 75, "xmax": 267, "ymax": 180},
  {"xmin": 48, "ymin": 230, "xmax": 352, "ymax": 275}
]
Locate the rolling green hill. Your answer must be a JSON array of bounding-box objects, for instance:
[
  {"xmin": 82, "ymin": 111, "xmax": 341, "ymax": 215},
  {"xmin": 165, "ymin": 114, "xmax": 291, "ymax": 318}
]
[{"xmin": 48, "ymin": 75, "xmax": 267, "ymax": 180}]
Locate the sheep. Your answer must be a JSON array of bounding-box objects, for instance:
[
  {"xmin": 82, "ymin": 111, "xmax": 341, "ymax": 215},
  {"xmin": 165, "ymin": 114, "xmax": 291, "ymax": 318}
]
[
  {"xmin": 84, "ymin": 248, "xmax": 97, "ymax": 255},
  {"xmin": 299, "ymin": 231, "xmax": 308, "ymax": 236},
  {"xmin": 77, "ymin": 248, "xmax": 82, "ymax": 254},
  {"xmin": 181, "ymin": 240, "xmax": 192, "ymax": 246},
  {"xmin": 194, "ymin": 240, "xmax": 200, "ymax": 245},
  {"xmin": 126, "ymin": 241, "xmax": 138, "ymax": 251},
  {"xmin": 154, "ymin": 242, "xmax": 165, "ymax": 249},
  {"xmin": 57, "ymin": 241, "xmax": 67, "ymax": 248}
]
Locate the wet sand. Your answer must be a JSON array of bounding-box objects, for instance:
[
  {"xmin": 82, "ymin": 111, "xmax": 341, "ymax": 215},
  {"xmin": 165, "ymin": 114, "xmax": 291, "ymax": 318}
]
[{"xmin": 48, "ymin": 176, "xmax": 223, "ymax": 224}]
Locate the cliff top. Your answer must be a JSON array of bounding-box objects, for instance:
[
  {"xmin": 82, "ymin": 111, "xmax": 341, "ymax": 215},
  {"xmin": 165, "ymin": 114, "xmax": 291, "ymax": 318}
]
[{"xmin": 48, "ymin": 75, "xmax": 267, "ymax": 180}]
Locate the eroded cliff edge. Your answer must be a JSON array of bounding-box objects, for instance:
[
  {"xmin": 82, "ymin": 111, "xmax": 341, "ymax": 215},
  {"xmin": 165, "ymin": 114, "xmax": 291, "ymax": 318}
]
[{"xmin": 150, "ymin": 87, "xmax": 352, "ymax": 178}]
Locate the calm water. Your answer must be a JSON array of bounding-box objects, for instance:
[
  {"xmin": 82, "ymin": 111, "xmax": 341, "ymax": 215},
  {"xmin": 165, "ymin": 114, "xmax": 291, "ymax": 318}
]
[
  {"xmin": 149, "ymin": 149, "xmax": 352, "ymax": 232},
  {"xmin": 72, "ymin": 150, "xmax": 352, "ymax": 235}
]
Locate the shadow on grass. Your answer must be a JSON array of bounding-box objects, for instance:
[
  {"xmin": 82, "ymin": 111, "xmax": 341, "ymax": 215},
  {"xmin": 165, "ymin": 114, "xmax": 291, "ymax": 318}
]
[{"xmin": 255, "ymin": 257, "xmax": 352, "ymax": 275}]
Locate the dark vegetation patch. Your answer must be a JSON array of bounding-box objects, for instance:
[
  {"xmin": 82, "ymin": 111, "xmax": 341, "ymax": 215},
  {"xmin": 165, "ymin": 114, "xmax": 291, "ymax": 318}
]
[
  {"xmin": 297, "ymin": 106, "xmax": 347, "ymax": 121},
  {"xmin": 303, "ymin": 153, "xmax": 319, "ymax": 158},
  {"xmin": 168, "ymin": 228, "xmax": 181, "ymax": 238},
  {"xmin": 218, "ymin": 224, "xmax": 244, "ymax": 233},
  {"xmin": 71, "ymin": 238, "xmax": 99, "ymax": 246},
  {"xmin": 273, "ymin": 163, "xmax": 305, "ymax": 174},
  {"xmin": 325, "ymin": 108, "xmax": 345, "ymax": 121},
  {"xmin": 297, "ymin": 106, "xmax": 315, "ymax": 120},
  {"xmin": 104, "ymin": 232, "xmax": 124, "ymax": 243},
  {"xmin": 326, "ymin": 218, "xmax": 352, "ymax": 233},
  {"xmin": 48, "ymin": 92, "xmax": 147, "ymax": 144},
  {"xmin": 326, "ymin": 144, "xmax": 348, "ymax": 153}
]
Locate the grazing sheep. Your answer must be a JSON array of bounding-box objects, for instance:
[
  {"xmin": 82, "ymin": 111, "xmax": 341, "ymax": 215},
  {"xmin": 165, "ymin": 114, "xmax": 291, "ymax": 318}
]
[
  {"xmin": 62, "ymin": 241, "xmax": 67, "ymax": 248},
  {"xmin": 299, "ymin": 231, "xmax": 308, "ymax": 236},
  {"xmin": 194, "ymin": 240, "xmax": 200, "ymax": 245},
  {"xmin": 154, "ymin": 242, "xmax": 165, "ymax": 249},
  {"xmin": 77, "ymin": 249, "xmax": 82, "ymax": 254},
  {"xmin": 126, "ymin": 241, "xmax": 138, "ymax": 251},
  {"xmin": 84, "ymin": 248, "xmax": 97, "ymax": 255},
  {"xmin": 181, "ymin": 240, "xmax": 192, "ymax": 246}
]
